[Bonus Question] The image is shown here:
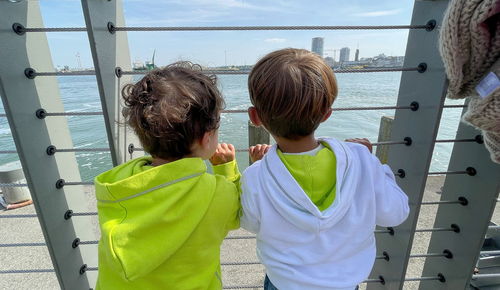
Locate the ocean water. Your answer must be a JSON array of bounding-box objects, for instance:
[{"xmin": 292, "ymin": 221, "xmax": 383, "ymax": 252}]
[{"xmin": 0, "ymin": 72, "xmax": 464, "ymax": 181}]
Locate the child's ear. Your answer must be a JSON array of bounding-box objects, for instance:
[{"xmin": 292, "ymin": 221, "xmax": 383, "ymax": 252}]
[
  {"xmin": 200, "ymin": 131, "xmax": 211, "ymax": 147},
  {"xmin": 248, "ymin": 107, "xmax": 263, "ymax": 126},
  {"xmin": 321, "ymin": 108, "xmax": 333, "ymax": 122}
]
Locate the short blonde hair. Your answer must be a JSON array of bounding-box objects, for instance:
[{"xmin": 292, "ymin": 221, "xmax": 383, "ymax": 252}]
[{"xmin": 248, "ymin": 48, "xmax": 338, "ymax": 139}]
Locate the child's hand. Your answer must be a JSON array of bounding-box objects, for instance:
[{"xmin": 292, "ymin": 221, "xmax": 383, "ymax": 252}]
[
  {"xmin": 249, "ymin": 144, "xmax": 272, "ymax": 163},
  {"xmin": 209, "ymin": 143, "xmax": 236, "ymax": 166},
  {"xmin": 345, "ymin": 138, "xmax": 373, "ymax": 153}
]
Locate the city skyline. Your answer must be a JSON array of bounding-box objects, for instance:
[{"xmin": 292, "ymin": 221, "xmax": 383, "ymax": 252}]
[{"xmin": 40, "ymin": 1, "xmax": 414, "ymax": 68}]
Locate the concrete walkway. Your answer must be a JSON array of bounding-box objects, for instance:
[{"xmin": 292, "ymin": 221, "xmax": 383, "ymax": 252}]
[{"xmin": 0, "ymin": 176, "xmax": 498, "ymax": 289}]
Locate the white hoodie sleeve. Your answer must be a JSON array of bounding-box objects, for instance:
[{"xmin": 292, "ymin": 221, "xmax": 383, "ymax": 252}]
[
  {"xmin": 240, "ymin": 174, "xmax": 261, "ymax": 233},
  {"xmin": 372, "ymin": 156, "xmax": 410, "ymax": 227}
]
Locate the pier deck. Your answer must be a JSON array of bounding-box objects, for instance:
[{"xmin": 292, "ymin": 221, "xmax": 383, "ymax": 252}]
[{"xmin": 1, "ymin": 176, "xmax": 495, "ymax": 289}]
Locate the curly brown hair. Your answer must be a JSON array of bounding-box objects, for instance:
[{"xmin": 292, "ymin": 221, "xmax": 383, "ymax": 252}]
[{"xmin": 122, "ymin": 62, "xmax": 224, "ymax": 160}]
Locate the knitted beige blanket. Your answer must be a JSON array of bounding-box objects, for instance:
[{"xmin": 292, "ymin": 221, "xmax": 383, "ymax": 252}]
[{"xmin": 440, "ymin": 0, "xmax": 500, "ymax": 163}]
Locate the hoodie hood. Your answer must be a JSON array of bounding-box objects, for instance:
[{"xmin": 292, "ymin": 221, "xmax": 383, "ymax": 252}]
[
  {"xmin": 95, "ymin": 157, "xmax": 215, "ymax": 281},
  {"xmin": 259, "ymin": 138, "xmax": 358, "ymax": 232}
]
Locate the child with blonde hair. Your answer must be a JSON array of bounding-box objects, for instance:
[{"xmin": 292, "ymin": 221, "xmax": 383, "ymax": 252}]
[{"xmin": 242, "ymin": 48, "xmax": 410, "ymax": 290}]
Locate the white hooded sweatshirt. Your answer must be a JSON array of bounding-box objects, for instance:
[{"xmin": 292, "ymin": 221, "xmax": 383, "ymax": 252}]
[{"xmin": 241, "ymin": 138, "xmax": 409, "ymax": 290}]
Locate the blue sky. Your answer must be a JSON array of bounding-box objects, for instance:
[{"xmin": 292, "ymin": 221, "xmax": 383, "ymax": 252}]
[{"xmin": 39, "ymin": 0, "xmax": 415, "ymax": 68}]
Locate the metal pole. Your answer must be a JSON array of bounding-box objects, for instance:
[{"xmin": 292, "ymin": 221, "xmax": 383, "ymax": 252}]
[
  {"xmin": 248, "ymin": 120, "xmax": 270, "ymax": 164},
  {"xmin": 0, "ymin": 2, "xmax": 92, "ymax": 289},
  {"xmin": 81, "ymin": 0, "xmax": 140, "ymax": 165},
  {"xmin": 419, "ymin": 105, "xmax": 500, "ymax": 289},
  {"xmin": 367, "ymin": 1, "xmax": 450, "ymax": 289}
]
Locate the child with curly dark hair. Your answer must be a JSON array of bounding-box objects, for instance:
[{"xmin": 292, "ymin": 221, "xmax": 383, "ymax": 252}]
[{"xmin": 94, "ymin": 62, "xmax": 241, "ymax": 290}]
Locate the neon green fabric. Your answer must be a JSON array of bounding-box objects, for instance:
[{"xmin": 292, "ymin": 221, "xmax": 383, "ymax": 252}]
[
  {"xmin": 95, "ymin": 157, "xmax": 240, "ymax": 290},
  {"xmin": 277, "ymin": 145, "xmax": 337, "ymax": 211}
]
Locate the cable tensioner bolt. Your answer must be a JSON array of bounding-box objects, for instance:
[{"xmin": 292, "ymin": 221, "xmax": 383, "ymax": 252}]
[{"xmin": 64, "ymin": 210, "xmax": 73, "ymax": 220}]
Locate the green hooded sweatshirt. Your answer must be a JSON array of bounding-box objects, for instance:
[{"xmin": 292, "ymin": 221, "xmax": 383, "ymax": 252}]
[{"xmin": 94, "ymin": 156, "xmax": 240, "ymax": 290}]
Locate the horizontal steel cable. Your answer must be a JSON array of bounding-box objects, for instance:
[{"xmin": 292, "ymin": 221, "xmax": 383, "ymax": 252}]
[
  {"xmin": 224, "ymin": 236, "xmax": 256, "ymax": 240},
  {"xmin": 0, "ymin": 183, "xmax": 27, "ymax": 187},
  {"xmin": 33, "ymin": 105, "xmax": 415, "ymax": 117},
  {"xmin": 0, "ymin": 211, "xmax": 96, "ymax": 219},
  {"xmin": 409, "ymin": 253, "xmax": 449, "ymax": 258},
  {"xmin": 472, "ymin": 273, "xmax": 500, "ymax": 279},
  {"xmin": 41, "ymin": 112, "xmax": 104, "ymax": 116},
  {"xmin": 0, "ymin": 240, "xmax": 100, "ymax": 247},
  {"xmin": 223, "ymin": 286, "xmax": 262, "ymax": 289},
  {"xmin": 414, "ymin": 227, "xmax": 457, "ymax": 233},
  {"xmin": 64, "ymin": 181, "xmax": 94, "ymax": 186},
  {"xmin": 71, "ymin": 212, "xmax": 97, "ymax": 217},
  {"xmin": 221, "ymin": 261, "xmax": 261, "ymax": 266},
  {"xmin": 364, "ymin": 278, "xmax": 385, "ymax": 283},
  {"xmin": 435, "ymin": 138, "xmax": 477, "ymax": 143},
  {"xmin": 0, "ymin": 114, "xmax": 5, "ymax": 117},
  {"xmin": 122, "ymin": 66, "xmax": 419, "ymax": 76},
  {"xmin": 37, "ymin": 104, "xmax": 461, "ymax": 116},
  {"xmin": 0, "ymin": 242, "xmax": 46, "ymax": 247},
  {"xmin": 0, "ymin": 269, "xmax": 55, "ymax": 274},
  {"xmin": 421, "ymin": 200, "xmax": 464, "ymax": 205},
  {"xmin": 23, "ymin": 27, "xmax": 86, "ymax": 32},
  {"xmin": 0, "ymin": 214, "xmax": 37, "ymax": 218},
  {"xmin": 372, "ymin": 140, "xmax": 409, "ymax": 146},
  {"xmin": 130, "ymin": 138, "xmax": 409, "ymax": 154},
  {"xmin": 32, "ymin": 71, "xmax": 96, "ymax": 76},
  {"xmin": 54, "ymin": 148, "xmax": 110, "ymax": 153},
  {"xmin": 0, "ymin": 150, "xmax": 18, "ymax": 154},
  {"xmin": 114, "ymin": 24, "xmax": 430, "ymax": 32},
  {"xmin": 428, "ymin": 170, "xmax": 475, "ymax": 175},
  {"xmin": 0, "ymin": 181, "xmax": 92, "ymax": 188},
  {"xmin": 480, "ymin": 250, "xmax": 500, "ymax": 256},
  {"xmin": 17, "ymin": 24, "xmax": 433, "ymax": 34},
  {"xmin": 405, "ymin": 275, "xmax": 445, "ymax": 282},
  {"xmin": 79, "ymin": 240, "xmax": 99, "ymax": 245}
]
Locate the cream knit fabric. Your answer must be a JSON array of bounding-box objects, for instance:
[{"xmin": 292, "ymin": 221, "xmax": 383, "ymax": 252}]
[{"xmin": 440, "ymin": 0, "xmax": 500, "ymax": 163}]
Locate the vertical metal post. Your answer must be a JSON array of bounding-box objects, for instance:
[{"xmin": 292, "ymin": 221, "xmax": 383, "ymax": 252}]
[
  {"xmin": 248, "ymin": 121, "xmax": 270, "ymax": 164},
  {"xmin": 81, "ymin": 0, "xmax": 136, "ymax": 165},
  {"xmin": 376, "ymin": 116, "xmax": 394, "ymax": 164},
  {"xmin": 419, "ymin": 110, "xmax": 500, "ymax": 289},
  {"xmin": 367, "ymin": 1, "xmax": 450, "ymax": 289},
  {"xmin": 0, "ymin": 1, "xmax": 91, "ymax": 289}
]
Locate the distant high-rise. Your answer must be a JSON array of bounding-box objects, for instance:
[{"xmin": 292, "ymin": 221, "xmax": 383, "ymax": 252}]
[
  {"xmin": 355, "ymin": 49, "xmax": 359, "ymax": 62},
  {"xmin": 324, "ymin": 56, "xmax": 335, "ymax": 67},
  {"xmin": 339, "ymin": 47, "xmax": 350, "ymax": 63},
  {"xmin": 311, "ymin": 37, "xmax": 324, "ymax": 58}
]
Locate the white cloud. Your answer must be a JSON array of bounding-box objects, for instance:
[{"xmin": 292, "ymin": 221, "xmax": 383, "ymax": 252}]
[
  {"xmin": 164, "ymin": 0, "xmax": 280, "ymax": 12},
  {"xmin": 352, "ymin": 9, "xmax": 402, "ymax": 17},
  {"xmin": 265, "ymin": 38, "xmax": 286, "ymax": 43}
]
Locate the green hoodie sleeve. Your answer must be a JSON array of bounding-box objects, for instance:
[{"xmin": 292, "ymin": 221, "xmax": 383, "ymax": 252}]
[
  {"xmin": 213, "ymin": 159, "xmax": 241, "ymax": 231},
  {"xmin": 212, "ymin": 159, "xmax": 241, "ymax": 190}
]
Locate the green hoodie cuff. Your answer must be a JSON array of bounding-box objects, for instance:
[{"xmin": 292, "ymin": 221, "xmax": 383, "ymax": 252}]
[{"xmin": 212, "ymin": 159, "xmax": 240, "ymax": 183}]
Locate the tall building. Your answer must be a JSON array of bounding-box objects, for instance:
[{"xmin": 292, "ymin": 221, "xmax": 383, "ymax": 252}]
[
  {"xmin": 324, "ymin": 56, "xmax": 335, "ymax": 67},
  {"xmin": 355, "ymin": 49, "xmax": 360, "ymax": 62},
  {"xmin": 339, "ymin": 47, "xmax": 350, "ymax": 63},
  {"xmin": 311, "ymin": 37, "xmax": 324, "ymax": 58}
]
